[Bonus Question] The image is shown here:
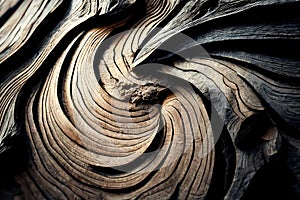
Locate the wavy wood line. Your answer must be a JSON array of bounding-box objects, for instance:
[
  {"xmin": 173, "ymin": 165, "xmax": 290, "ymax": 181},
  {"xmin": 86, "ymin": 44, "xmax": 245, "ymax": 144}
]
[{"xmin": 0, "ymin": 0, "xmax": 299, "ymax": 199}]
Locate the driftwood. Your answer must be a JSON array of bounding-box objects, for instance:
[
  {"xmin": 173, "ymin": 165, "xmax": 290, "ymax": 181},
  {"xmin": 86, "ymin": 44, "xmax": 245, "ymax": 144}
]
[{"xmin": 0, "ymin": 0, "xmax": 299, "ymax": 199}]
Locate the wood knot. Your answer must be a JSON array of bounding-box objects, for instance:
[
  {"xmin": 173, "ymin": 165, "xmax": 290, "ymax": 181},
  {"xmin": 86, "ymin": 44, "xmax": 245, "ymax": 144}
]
[{"xmin": 130, "ymin": 83, "xmax": 166, "ymax": 105}]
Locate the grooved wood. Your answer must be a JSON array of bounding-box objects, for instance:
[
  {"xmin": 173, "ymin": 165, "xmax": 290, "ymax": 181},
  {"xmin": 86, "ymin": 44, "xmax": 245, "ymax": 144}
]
[{"xmin": 0, "ymin": 0, "xmax": 299, "ymax": 199}]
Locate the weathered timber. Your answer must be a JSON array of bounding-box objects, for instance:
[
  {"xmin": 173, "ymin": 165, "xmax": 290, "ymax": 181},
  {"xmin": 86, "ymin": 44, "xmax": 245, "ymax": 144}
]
[{"xmin": 0, "ymin": 0, "xmax": 299, "ymax": 199}]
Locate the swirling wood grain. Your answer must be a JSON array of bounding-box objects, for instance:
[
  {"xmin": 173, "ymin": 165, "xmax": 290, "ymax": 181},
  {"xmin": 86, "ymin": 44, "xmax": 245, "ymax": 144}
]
[{"xmin": 0, "ymin": 0, "xmax": 299, "ymax": 199}]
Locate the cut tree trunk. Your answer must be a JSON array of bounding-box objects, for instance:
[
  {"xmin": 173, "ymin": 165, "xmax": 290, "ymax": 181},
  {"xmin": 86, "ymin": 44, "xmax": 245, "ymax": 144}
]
[{"xmin": 0, "ymin": 0, "xmax": 299, "ymax": 199}]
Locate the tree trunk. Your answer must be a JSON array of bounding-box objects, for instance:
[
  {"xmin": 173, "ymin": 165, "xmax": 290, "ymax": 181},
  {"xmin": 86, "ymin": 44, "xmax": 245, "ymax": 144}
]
[{"xmin": 0, "ymin": 0, "xmax": 299, "ymax": 199}]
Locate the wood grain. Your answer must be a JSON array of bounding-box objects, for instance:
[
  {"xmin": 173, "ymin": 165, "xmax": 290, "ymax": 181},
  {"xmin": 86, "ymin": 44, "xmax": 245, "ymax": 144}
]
[{"xmin": 0, "ymin": 0, "xmax": 299, "ymax": 199}]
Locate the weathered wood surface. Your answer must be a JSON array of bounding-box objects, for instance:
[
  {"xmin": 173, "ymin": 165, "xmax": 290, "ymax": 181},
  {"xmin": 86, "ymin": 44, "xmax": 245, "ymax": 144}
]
[{"xmin": 0, "ymin": 0, "xmax": 299, "ymax": 199}]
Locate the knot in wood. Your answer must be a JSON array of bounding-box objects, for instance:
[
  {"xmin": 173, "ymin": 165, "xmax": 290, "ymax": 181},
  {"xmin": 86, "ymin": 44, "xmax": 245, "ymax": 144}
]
[{"xmin": 130, "ymin": 84, "xmax": 165, "ymax": 105}]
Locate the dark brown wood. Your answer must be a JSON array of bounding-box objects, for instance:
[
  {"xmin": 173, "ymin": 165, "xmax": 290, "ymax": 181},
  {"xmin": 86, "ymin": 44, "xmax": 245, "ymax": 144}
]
[{"xmin": 0, "ymin": 0, "xmax": 299, "ymax": 199}]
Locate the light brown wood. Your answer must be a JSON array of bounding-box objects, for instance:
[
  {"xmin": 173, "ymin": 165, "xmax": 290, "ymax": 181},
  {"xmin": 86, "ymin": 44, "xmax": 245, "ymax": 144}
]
[{"xmin": 0, "ymin": 0, "xmax": 299, "ymax": 199}]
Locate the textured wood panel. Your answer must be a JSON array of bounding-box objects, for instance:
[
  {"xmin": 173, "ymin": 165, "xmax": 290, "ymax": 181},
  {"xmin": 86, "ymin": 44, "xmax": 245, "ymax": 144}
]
[{"xmin": 0, "ymin": 0, "xmax": 299, "ymax": 199}]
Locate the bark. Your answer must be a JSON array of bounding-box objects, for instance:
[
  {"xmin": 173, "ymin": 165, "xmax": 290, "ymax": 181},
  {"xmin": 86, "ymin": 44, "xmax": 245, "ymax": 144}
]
[{"xmin": 0, "ymin": 0, "xmax": 299, "ymax": 199}]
